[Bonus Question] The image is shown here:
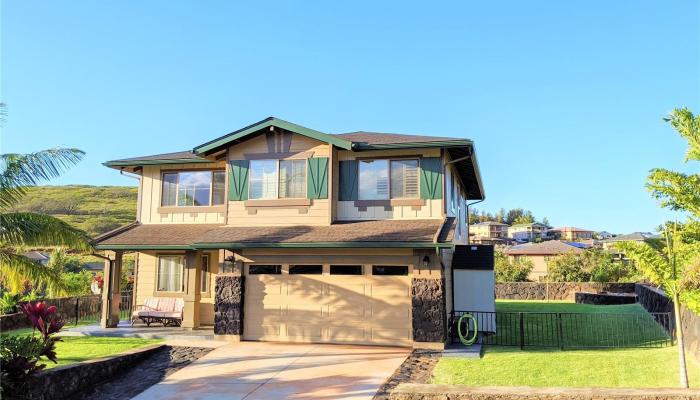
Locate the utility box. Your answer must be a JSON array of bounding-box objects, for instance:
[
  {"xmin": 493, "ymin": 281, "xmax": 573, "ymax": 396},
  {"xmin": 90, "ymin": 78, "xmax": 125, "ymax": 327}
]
[{"xmin": 452, "ymin": 244, "xmax": 496, "ymax": 333}]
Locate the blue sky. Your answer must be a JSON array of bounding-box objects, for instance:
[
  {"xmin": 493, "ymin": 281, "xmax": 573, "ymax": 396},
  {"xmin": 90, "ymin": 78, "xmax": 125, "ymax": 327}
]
[{"xmin": 1, "ymin": 1, "xmax": 699, "ymax": 233}]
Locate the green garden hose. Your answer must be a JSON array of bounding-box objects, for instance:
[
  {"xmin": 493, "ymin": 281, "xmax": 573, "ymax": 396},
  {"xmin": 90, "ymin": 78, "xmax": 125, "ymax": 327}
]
[{"xmin": 457, "ymin": 313, "xmax": 478, "ymax": 346}]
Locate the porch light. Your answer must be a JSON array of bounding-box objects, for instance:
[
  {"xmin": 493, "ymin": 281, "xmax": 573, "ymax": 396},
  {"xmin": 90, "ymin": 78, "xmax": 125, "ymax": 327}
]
[{"xmin": 422, "ymin": 255, "xmax": 430, "ymax": 268}]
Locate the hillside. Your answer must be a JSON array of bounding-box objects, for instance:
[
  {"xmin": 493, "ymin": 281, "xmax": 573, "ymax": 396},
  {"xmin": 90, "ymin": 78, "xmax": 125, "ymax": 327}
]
[{"xmin": 11, "ymin": 185, "xmax": 138, "ymax": 237}]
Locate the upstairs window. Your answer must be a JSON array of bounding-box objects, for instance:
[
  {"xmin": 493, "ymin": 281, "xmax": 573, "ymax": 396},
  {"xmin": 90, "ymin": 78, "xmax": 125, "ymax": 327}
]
[
  {"xmin": 358, "ymin": 159, "xmax": 418, "ymax": 200},
  {"xmin": 250, "ymin": 159, "xmax": 306, "ymax": 200},
  {"xmin": 161, "ymin": 170, "xmax": 225, "ymax": 207}
]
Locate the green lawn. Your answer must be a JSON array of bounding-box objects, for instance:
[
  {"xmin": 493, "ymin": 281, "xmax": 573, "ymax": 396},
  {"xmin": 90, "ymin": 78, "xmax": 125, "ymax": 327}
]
[
  {"xmin": 1, "ymin": 329, "xmax": 161, "ymax": 369},
  {"xmin": 435, "ymin": 300, "xmax": 693, "ymax": 388},
  {"xmin": 432, "ymin": 346, "xmax": 700, "ymax": 388},
  {"xmin": 472, "ymin": 300, "xmax": 671, "ymax": 348}
]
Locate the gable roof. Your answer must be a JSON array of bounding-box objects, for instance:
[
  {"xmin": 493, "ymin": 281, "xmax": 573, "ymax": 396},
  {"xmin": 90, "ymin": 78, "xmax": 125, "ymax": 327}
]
[
  {"xmin": 471, "ymin": 221, "xmax": 508, "ymax": 226},
  {"xmin": 551, "ymin": 226, "xmax": 593, "ymax": 233},
  {"xmin": 599, "ymin": 232, "xmax": 659, "ymax": 243},
  {"xmin": 505, "ymin": 240, "xmax": 585, "ymax": 256},
  {"xmin": 93, "ymin": 219, "xmax": 455, "ymax": 250},
  {"xmin": 193, "ymin": 117, "xmax": 355, "ymax": 154}
]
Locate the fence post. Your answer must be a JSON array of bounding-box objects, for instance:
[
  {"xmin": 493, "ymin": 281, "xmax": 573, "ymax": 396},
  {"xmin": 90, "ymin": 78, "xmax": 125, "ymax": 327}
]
[
  {"xmin": 519, "ymin": 312, "xmax": 524, "ymax": 350},
  {"xmin": 74, "ymin": 297, "xmax": 79, "ymax": 326},
  {"xmin": 670, "ymin": 313, "xmax": 675, "ymax": 346},
  {"xmin": 558, "ymin": 313, "xmax": 564, "ymax": 350}
]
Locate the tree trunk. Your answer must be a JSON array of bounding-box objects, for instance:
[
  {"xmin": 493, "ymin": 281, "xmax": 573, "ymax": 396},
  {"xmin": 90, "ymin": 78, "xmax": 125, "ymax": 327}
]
[{"xmin": 673, "ymin": 291, "xmax": 689, "ymax": 388}]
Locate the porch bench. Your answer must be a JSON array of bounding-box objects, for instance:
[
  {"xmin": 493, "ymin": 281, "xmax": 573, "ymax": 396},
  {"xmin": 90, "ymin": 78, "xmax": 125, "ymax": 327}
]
[{"xmin": 131, "ymin": 297, "xmax": 184, "ymax": 327}]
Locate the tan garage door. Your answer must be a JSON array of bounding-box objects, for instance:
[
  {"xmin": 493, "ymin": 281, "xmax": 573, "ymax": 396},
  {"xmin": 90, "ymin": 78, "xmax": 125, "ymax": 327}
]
[{"xmin": 243, "ymin": 264, "xmax": 412, "ymax": 346}]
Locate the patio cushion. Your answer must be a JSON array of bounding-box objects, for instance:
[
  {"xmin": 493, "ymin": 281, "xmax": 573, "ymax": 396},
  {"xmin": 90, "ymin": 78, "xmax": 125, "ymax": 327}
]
[{"xmin": 133, "ymin": 297, "xmax": 184, "ymax": 319}]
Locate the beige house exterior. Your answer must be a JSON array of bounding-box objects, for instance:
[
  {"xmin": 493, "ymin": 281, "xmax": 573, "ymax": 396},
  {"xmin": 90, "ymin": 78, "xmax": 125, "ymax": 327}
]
[
  {"xmin": 95, "ymin": 117, "xmax": 485, "ymax": 349},
  {"xmin": 507, "ymin": 222, "xmax": 548, "ymax": 242},
  {"xmin": 550, "ymin": 226, "xmax": 594, "ymax": 241},
  {"xmin": 504, "ymin": 240, "xmax": 584, "ymax": 281}
]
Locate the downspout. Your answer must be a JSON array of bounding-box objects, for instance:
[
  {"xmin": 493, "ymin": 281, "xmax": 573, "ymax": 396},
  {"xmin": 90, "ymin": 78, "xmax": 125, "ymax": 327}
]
[{"xmin": 466, "ymin": 198, "xmax": 484, "ymax": 245}]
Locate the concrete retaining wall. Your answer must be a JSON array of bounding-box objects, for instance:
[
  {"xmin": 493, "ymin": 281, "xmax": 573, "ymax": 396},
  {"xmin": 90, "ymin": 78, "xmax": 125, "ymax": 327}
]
[{"xmin": 495, "ymin": 282, "xmax": 636, "ymax": 301}]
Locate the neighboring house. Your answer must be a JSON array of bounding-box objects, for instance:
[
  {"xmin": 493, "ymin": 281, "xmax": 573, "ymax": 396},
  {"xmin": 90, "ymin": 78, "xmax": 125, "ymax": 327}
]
[
  {"xmin": 24, "ymin": 251, "xmax": 50, "ymax": 265},
  {"xmin": 599, "ymin": 232, "xmax": 658, "ymax": 261},
  {"xmin": 596, "ymin": 231, "xmax": 613, "ymax": 240},
  {"xmin": 469, "ymin": 221, "xmax": 511, "ymax": 245},
  {"xmin": 549, "ymin": 226, "xmax": 594, "ymax": 241},
  {"xmin": 94, "ymin": 117, "xmax": 485, "ymax": 349},
  {"xmin": 505, "ymin": 240, "xmax": 584, "ymax": 281},
  {"xmin": 508, "ymin": 222, "xmax": 548, "ymax": 242}
]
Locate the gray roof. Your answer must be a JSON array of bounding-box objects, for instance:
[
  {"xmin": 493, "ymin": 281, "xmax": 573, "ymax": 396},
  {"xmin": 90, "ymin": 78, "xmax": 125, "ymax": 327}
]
[
  {"xmin": 471, "ymin": 221, "xmax": 508, "ymax": 226},
  {"xmin": 104, "ymin": 151, "xmax": 208, "ymax": 167},
  {"xmin": 505, "ymin": 240, "xmax": 584, "ymax": 255},
  {"xmin": 333, "ymin": 132, "xmax": 460, "ymax": 145},
  {"xmin": 600, "ymin": 232, "xmax": 658, "ymax": 243}
]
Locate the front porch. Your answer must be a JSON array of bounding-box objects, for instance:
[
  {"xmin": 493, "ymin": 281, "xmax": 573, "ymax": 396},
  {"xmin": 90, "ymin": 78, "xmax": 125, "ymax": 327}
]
[{"xmin": 63, "ymin": 321, "xmax": 216, "ymax": 341}]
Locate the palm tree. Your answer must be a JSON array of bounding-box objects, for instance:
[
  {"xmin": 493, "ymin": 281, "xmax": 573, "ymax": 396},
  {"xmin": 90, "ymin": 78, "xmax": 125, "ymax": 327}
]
[{"xmin": 0, "ymin": 148, "xmax": 93, "ymax": 294}]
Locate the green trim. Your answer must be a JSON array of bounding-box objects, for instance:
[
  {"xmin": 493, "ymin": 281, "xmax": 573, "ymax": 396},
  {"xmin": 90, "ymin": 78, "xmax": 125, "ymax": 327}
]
[
  {"xmin": 193, "ymin": 117, "xmax": 354, "ymax": 154},
  {"xmin": 420, "ymin": 157, "xmax": 443, "ymax": 200},
  {"xmin": 353, "ymin": 140, "xmax": 473, "ymax": 151},
  {"xmin": 94, "ymin": 244, "xmax": 195, "ymax": 250},
  {"xmin": 103, "ymin": 158, "xmax": 210, "ymax": 167},
  {"xmin": 228, "ymin": 160, "xmax": 249, "ymax": 201},
  {"xmin": 468, "ymin": 144, "xmax": 486, "ymax": 200},
  {"xmin": 193, "ymin": 241, "xmax": 453, "ymax": 249},
  {"xmin": 338, "ymin": 160, "xmax": 359, "ymax": 201},
  {"xmin": 307, "ymin": 157, "xmax": 329, "ymax": 199}
]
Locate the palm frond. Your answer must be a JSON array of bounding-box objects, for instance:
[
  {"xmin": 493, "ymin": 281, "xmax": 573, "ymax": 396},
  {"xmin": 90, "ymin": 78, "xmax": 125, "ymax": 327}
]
[
  {"xmin": 663, "ymin": 108, "xmax": 700, "ymax": 162},
  {"xmin": 0, "ymin": 148, "xmax": 85, "ymax": 208},
  {"xmin": 0, "ymin": 213, "xmax": 94, "ymax": 252},
  {"xmin": 0, "ymin": 249, "xmax": 65, "ymax": 295}
]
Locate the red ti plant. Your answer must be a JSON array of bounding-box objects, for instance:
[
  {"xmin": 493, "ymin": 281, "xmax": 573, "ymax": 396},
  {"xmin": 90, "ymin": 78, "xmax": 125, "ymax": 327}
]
[{"xmin": 20, "ymin": 301, "xmax": 64, "ymax": 362}]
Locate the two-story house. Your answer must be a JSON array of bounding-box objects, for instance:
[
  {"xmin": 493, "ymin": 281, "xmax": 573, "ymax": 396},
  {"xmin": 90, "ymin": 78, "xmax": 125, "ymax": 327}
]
[
  {"xmin": 507, "ymin": 222, "xmax": 548, "ymax": 242},
  {"xmin": 94, "ymin": 117, "xmax": 484, "ymax": 349},
  {"xmin": 549, "ymin": 226, "xmax": 594, "ymax": 241},
  {"xmin": 469, "ymin": 221, "xmax": 510, "ymax": 245}
]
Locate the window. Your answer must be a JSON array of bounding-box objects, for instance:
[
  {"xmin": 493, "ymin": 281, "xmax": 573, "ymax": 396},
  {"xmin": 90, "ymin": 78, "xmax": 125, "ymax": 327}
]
[
  {"xmin": 157, "ymin": 256, "xmax": 184, "ymax": 292},
  {"xmin": 161, "ymin": 170, "xmax": 225, "ymax": 207},
  {"xmin": 249, "ymin": 265, "xmax": 281, "ymax": 275},
  {"xmin": 330, "ymin": 265, "xmax": 363, "ymax": 275},
  {"xmin": 289, "ymin": 265, "xmax": 323, "ymax": 275},
  {"xmin": 201, "ymin": 254, "xmax": 210, "ymax": 293},
  {"xmin": 372, "ymin": 265, "xmax": 409, "ymax": 276},
  {"xmin": 358, "ymin": 159, "xmax": 419, "ymax": 200},
  {"xmin": 249, "ymin": 159, "xmax": 307, "ymax": 200},
  {"xmin": 390, "ymin": 160, "xmax": 419, "ymax": 198}
]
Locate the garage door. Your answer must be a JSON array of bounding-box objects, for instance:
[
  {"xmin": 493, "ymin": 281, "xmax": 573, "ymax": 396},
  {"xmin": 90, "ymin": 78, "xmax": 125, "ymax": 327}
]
[{"xmin": 243, "ymin": 264, "xmax": 412, "ymax": 346}]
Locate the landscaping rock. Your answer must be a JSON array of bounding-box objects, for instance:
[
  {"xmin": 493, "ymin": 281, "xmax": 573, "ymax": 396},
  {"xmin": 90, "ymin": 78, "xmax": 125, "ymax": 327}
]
[
  {"xmin": 495, "ymin": 282, "xmax": 636, "ymax": 301},
  {"xmin": 412, "ymin": 278, "xmax": 446, "ymax": 343},
  {"xmin": 374, "ymin": 350, "xmax": 441, "ymax": 400},
  {"xmin": 575, "ymin": 292, "xmax": 637, "ymax": 305}
]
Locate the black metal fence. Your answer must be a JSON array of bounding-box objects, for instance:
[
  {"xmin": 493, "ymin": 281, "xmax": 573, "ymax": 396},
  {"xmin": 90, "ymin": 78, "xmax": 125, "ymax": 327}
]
[
  {"xmin": 70, "ymin": 291, "xmax": 133, "ymax": 325},
  {"xmin": 450, "ymin": 310, "xmax": 675, "ymax": 349}
]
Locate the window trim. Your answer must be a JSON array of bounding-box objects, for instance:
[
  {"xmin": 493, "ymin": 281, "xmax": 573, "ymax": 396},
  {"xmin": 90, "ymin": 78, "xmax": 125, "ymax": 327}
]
[
  {"xmin": 160, "ymin": 169, "xmax": 226, "ymax": 208},
  {"xmin": 357, "ymin": 157, "xmax": 420, "ymax": 201},
  {"xmin": 155, "ymin": 255, "xmax": 185, "ymax": 294},
  {"xmin": 248, "ymin": 159, "xmax": 308, "ymax": 200},
  {"xmin": 200, "ymin": 254, "xmax": 210, "ymax": 294}
]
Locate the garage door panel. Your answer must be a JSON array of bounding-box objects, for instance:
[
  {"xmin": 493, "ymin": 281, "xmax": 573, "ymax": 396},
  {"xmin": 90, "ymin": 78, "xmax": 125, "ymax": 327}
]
[{"xmin": 245, "ymin": 273, "xmax": 411, "ymax": 346}]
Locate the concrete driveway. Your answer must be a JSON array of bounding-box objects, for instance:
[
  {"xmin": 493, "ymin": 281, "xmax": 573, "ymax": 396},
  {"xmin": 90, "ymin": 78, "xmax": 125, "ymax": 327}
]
[{"xmin": 132, "ymin": 342, "xmax": 410, "ymax": 400}]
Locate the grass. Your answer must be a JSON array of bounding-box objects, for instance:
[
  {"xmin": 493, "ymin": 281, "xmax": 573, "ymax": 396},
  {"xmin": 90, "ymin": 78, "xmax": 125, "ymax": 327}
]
[
  {"xmin": 435, "ymin": 300, "xmax": 693, "ymax": 388},
  {"xmin": 431, "ymin": 346, "xmax": 700, "ymax": 388},
  {"xmin": 470, "ymin": 300, "xmax": 671, "ymax": 348},
  {"xmin": 1, "ymin": 328, "xmax": 161, "ymax": 369}
]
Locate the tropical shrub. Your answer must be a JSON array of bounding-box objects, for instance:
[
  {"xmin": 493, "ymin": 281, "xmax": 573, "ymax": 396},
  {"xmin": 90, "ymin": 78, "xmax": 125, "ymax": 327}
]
[
  {"xmin": 495, "ymin": 251, "xmax": 533, "ymax": 282},
  {"xmin": 0, "ymin": 292, "xmax": 19, "ymax": 314},
  {"xmin": 0, "ymin": 301, "xmax": 64, "ymax": 394},
  {"xmin": 546, "ymin": 248, "xmax": 634, "ymax": 282}
]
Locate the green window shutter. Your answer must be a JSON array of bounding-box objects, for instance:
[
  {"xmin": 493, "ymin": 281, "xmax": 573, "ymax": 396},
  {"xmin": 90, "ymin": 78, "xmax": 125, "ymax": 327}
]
[
  {"xmin": 307, "ymin": 157, "xmax": 329, "ymax": 199},
  {"xmin": 228, "ymin": 160, "xmax": 249, "ymax": 201},
  {"xmin": 338, "ymin": 160, "xmax": 358, "ymax": 201},
  {"xmin": 420, "ymin": 157, "xmax": 443, "ymax": 200}
]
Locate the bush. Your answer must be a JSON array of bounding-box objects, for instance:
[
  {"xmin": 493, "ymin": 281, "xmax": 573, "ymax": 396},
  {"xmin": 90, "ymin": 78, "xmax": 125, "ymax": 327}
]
[
  {"xmin": 546, "ymin": 248, "xmax": 636, "ymax": 282},
  {"xmin": 0, "ymin": 293, "xmax": 19, "ymax": 314},
  {"xmin": 60, "ymin": 271, "xmax": 93, "ymax": 296},
  {"xmin": 495, "ymin": 251, "xmax": 533, "ymax": 282},
  {"xmin": 0, "ymin": 302, "xmax": 64, "ymax": 395}
]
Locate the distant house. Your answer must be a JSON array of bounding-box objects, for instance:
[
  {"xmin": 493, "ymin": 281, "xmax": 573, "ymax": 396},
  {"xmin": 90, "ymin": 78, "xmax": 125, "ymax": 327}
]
[
  {"xmin": 505, "ymin": 240, "xmax": 585, "ymax": 281},
  {"xmin": 599, "ymin": 232, "xmax": 658, "ymax": 261},
  {"xmin": 597, "ymin": 231, "xmax": 613, "ymax": 240},
  {"xmin": 549, "ymin": 226, "xmax": 594, "ymax": 241},
  {"xmin": 24, "ymin": 251, "xmax": 51, "ymax": 266},
  {"xmin": 469, "ymin": 221, "xmax": 512, "ymax": 245},
  {"xmin": 508, "ymin": 222, "xmax": 548, "ymax": 242}
]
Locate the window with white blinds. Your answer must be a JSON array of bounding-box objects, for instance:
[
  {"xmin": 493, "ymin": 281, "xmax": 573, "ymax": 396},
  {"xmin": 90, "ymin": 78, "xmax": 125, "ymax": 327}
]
[
  {"xmin": 249, "ymin": 160, "xmax": 278, "ymax": 199},
  {"xmin": 390, "ymin": 159, "xmax": 419, "ymax": 198},
  {"xmin": 359, "ymin": 158, "xmax": 419, "ymax": 200},
  {"xmin": 279, "ymin": 160, "xmax": 306, "ymax": 198}
]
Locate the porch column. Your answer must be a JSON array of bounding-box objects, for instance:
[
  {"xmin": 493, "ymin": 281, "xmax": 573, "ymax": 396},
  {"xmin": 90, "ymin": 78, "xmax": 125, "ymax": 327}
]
[
  {"xmin": 182, "ymin": 250, "xmax": 202, "ymax": 329},
  {"xmin": 100, "ymin": 250, "xmax": 123, "ymax": 328}
]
